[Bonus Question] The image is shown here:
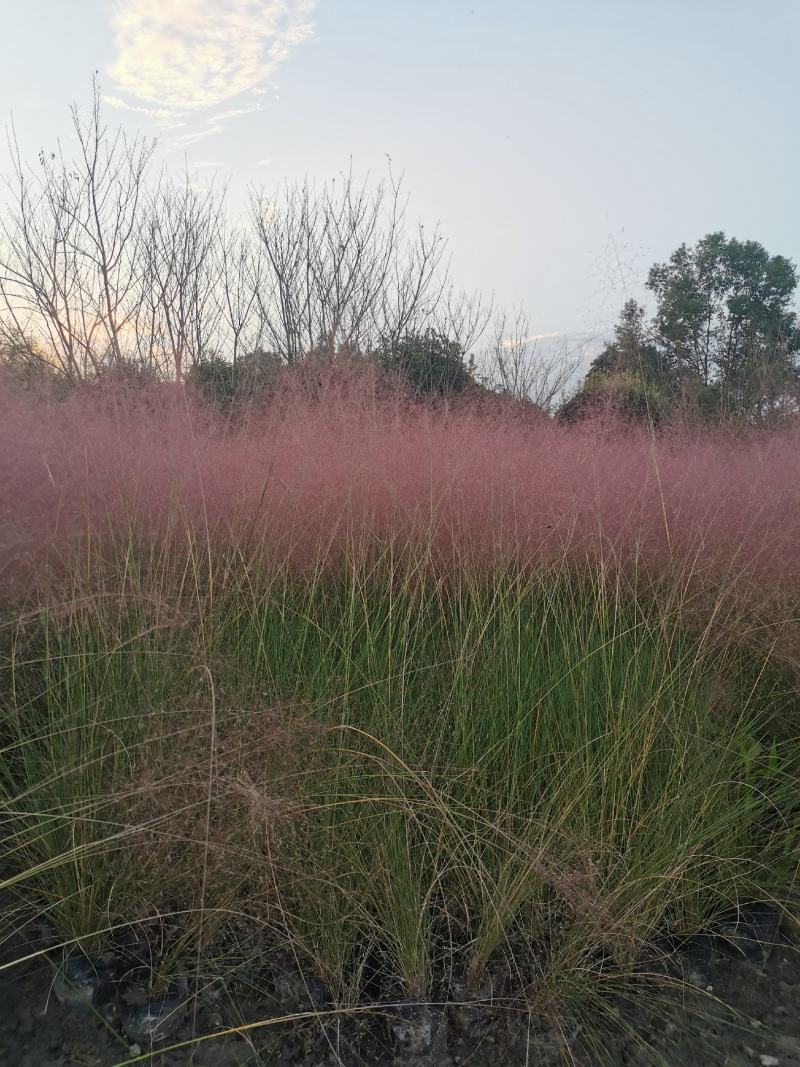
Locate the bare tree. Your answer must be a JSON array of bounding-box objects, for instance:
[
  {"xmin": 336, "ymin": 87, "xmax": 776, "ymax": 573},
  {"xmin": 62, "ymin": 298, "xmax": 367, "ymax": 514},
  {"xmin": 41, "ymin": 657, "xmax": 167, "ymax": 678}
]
[
  {"xmin": 0, "ymin": 92, "xmax": 496, "ymax": 386},
  {"xmin": 484, "ymin": 307, "xmax": 581, "ymax": 411},
  {"xmin": 430, "ymin": 285, "xmax": 492, "ymax": 358},
  {"xmin": 140, "ymin": 173, "xmax": 224, "ymax": 381},
  {"xmin": 218, "ymin": 223, "xmax": 263, "ymax": 368},
  {"xmin": 70, "ymin": 87, "xmax": 155, "ymax": 369},
  {"xmin": 0, "ymin": 82, "xmax": 155, "ymax": 381},
  {"xmin": 249, "ymin": 170, "xmax": 458, "ymax": 362},
  {"xmin": 0, "ymin": 135, "xmax": 85, "ymax": 379}
]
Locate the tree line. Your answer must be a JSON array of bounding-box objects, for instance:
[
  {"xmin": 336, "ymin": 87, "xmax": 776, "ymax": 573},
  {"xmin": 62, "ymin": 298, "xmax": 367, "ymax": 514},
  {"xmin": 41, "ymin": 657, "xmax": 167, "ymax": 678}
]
[
  {"xmin": 561, "ymin": 233, "xmax": 800, "ymax": 425},
  {"xmin": 1, "ymin": 89, "xmax": 797, "ymax": 425},
  {"xmin": 0, "ymin": 89, "xmax": 576, "ymax": 410}
]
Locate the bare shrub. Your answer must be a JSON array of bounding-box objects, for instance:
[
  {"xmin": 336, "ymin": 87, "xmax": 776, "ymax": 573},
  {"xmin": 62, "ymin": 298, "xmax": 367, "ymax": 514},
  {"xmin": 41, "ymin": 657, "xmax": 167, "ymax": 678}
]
[{"xmin": 483, "ymin": 307, "xmax": 581, "ymax": 411}]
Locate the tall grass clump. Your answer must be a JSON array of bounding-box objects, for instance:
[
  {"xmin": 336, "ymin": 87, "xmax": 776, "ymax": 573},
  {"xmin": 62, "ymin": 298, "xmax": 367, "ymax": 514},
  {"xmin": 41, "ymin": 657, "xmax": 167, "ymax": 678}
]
[{"xmin": 0, "ymin": 371, "xmax": 798, "ymax": 1060}]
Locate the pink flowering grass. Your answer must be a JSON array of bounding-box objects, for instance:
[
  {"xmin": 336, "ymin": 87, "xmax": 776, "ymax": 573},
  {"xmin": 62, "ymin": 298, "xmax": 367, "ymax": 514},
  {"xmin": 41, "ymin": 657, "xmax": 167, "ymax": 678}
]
[{"xmin": 2, "ymin": 367, "xmax": 799, "ymax": 647}]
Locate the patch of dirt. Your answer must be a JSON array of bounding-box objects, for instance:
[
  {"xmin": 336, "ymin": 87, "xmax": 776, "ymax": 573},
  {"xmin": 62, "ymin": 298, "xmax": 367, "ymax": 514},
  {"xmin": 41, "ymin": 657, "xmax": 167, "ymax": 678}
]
[
  {"xmin": 582, "ymin": 927, "xmax": 800, "ymax": 1067},
  {"xmin": 0, "ymin": 923, "xmax": 798, "ymax": 1067}
]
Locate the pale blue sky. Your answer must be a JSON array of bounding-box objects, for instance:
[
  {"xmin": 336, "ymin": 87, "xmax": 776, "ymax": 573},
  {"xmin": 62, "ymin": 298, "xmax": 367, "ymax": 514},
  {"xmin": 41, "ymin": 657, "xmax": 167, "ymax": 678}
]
[{"xmin": 3, "ymin": 1, "xmax": 799, "ymax": 345}]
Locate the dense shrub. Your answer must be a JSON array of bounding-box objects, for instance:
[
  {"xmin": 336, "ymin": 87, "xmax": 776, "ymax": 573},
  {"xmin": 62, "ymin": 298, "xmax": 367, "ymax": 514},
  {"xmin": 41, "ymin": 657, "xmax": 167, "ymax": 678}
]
[
  {"xmin": 187, "ymin": 349, "xmax": 283, "ymax": 409},
  {"xmin": 378, "ymin": 329, "xmax": 475, "ymax": 397}
]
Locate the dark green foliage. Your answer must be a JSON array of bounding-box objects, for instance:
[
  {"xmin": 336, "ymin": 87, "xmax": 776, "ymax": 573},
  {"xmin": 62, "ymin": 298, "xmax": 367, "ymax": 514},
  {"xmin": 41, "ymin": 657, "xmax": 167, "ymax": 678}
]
[
  {"xmin": 558, "ymin": 374, "xmax": 669, "ymax": 425},
  {"xmin": 588, "ymin": 300, "xmax": 670, "ymax": 384},
  {"xmin": 647, "ymin": 232, "xmax": 800, "ymax": 419},
  {"xmin": 559, "ymin": 301, "xmax": 674, "ymax": 425},
  {"xmin": 188, "ymin": 349, "xmax": 282, "ymax": 408},
  {"xmin": 378, "ymin": 329, "xmax": 474, "ymax": 397},
  {"xmin": 563, "ymin": 235, "xmax": 800, "ymax": 425}
]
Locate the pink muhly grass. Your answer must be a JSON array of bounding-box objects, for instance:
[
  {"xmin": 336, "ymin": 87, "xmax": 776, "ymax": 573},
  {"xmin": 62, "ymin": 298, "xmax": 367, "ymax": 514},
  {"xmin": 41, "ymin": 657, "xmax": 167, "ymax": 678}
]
[{"xmin": 1, "ymin": 366, "xmax": 799, "ymax": 653}]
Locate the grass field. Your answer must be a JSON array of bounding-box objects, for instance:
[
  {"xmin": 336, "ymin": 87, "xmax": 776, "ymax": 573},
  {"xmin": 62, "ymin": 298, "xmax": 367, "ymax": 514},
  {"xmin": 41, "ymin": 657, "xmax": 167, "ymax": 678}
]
[{"xmin": 0, "ymin": 376, "xmax": 798, "ymax": 1062}]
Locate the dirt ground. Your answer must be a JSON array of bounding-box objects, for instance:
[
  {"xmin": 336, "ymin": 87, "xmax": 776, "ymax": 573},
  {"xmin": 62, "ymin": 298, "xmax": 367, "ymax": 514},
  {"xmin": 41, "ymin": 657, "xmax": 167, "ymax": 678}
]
[{"xmin": 0, "ymin": 921, "xmax": 797, "ymax": 1067}]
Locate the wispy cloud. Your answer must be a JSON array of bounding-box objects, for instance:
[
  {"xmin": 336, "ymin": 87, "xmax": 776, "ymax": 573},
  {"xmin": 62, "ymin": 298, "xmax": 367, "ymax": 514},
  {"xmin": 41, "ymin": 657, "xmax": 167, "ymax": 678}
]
[
  {"xmin": 501, "ymin": 331, "xmax": 564, "ymax": 348},
  {"xmin": 107, "ymin": 0, "xmax": 317, "ymax": 136}
]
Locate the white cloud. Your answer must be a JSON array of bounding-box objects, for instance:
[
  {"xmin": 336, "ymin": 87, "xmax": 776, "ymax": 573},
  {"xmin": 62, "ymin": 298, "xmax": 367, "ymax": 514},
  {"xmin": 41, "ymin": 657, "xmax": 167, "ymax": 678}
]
[
  {"xmin": 501, "ymin": 331, "xmax": 564, "ymax": 348},
  {"xmin": 173, "ymin": 124, "xmax": 226, "ymax": 145},
  {"xmin": 107, "ymin": 0, "xmax": 317, "ymax": 135}
]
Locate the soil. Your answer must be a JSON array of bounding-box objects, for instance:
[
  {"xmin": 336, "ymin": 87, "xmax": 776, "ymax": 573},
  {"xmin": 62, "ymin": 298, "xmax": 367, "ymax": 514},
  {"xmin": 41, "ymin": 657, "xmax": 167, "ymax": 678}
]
[{"xmin": 0, "ymin": 923, "xmax": 797, "ymax": 1067}]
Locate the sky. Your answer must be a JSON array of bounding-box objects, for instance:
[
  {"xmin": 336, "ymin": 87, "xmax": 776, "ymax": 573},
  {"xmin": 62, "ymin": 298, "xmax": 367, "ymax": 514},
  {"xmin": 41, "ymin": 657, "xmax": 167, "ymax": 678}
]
[{"xmin": 2, "ymin": 0, "xmax": 799, "ymax": 352}]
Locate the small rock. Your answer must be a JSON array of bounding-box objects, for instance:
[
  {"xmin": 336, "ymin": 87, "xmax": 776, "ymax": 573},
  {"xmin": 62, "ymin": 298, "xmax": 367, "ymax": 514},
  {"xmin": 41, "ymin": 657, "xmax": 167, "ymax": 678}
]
[
  {"xmin": 389, "ymin": 1001, "xmax": 447, "ymax": 1058},
  {"xmin": 759, "ymin": 1057, "xmax": 779, "ymax": 1067},
  {"xmin": 120, "ymin": 977, "xmax": 190, "ymax": 1047},
  {"xmin": 52, "ymin": 952, "xmax": 113, "ymax": 1007}
]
